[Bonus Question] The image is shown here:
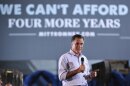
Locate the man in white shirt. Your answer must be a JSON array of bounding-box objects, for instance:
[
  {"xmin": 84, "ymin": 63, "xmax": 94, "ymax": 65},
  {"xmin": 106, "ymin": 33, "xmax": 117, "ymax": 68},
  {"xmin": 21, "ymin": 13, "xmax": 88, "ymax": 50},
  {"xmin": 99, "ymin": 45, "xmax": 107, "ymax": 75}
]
[{"xmin": 58, "ymin": 34, "xmax": 97, "ymax": 86}]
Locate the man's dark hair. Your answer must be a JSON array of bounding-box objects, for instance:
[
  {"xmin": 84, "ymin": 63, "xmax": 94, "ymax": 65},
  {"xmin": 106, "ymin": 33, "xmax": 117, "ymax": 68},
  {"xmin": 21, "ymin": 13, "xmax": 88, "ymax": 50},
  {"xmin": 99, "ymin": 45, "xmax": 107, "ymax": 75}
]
[{"xmin": 71, "ymin": 34, "xmax": 84, "ymax": 42}]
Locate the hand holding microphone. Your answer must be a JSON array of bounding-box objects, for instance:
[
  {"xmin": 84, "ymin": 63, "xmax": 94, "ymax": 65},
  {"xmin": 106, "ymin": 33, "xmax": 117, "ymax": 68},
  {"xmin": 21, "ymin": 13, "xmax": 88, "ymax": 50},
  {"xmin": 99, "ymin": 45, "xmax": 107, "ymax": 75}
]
[{"xmin": 78, "ymin": 57, "xmax": 85, "ymax": 73}]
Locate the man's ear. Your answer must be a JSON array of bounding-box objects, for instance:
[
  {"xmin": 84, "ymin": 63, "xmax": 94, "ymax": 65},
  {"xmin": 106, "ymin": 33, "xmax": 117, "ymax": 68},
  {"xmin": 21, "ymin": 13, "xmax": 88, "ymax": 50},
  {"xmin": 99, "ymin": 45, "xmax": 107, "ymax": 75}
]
[{"xmin": 71, "ymin": 41, "xmax": 73, "ymax": 46}]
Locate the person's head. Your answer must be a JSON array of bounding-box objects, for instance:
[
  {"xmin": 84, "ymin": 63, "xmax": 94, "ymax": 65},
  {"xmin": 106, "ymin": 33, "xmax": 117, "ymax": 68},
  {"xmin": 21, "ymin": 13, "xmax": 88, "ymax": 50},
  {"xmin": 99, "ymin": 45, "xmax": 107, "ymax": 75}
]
[
  {"xmin": 5, "ymin": 83, "xmax": 12, "ymax": 86},
  {"xmin": 71, "ymin": 34, "xmax": 84, "ymax": 54}
]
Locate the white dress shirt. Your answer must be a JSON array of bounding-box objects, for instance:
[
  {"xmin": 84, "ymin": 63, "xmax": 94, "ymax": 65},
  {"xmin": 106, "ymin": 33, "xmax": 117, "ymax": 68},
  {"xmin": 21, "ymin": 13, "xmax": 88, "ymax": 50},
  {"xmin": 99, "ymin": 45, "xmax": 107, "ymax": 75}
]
[{"xmin": 58, "ymin": 50, "xmax": 90, "ymax": 86}]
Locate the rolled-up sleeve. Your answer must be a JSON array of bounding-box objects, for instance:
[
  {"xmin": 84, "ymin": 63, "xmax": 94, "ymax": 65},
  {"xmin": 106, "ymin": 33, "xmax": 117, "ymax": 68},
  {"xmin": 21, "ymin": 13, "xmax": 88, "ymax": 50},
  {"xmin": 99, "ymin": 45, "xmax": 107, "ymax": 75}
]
[{"xmin": 58, "ymin": 55, "xmax": 68, "ymax": 81}]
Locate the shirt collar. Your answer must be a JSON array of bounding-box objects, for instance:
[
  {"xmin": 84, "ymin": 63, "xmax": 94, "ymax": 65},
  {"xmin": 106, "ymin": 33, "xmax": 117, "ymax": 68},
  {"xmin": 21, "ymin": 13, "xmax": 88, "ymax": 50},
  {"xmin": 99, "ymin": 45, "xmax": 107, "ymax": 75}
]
[{"xmin": 69, "ymin": 49, "xmax": 82, "ymax": 57}]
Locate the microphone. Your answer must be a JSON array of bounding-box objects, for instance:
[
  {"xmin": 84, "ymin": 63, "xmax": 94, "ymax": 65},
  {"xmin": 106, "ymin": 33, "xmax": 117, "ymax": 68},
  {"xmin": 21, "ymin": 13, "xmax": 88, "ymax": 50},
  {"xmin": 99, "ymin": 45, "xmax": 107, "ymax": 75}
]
[{"xmin": 81, "ymin": 57, "xmax": 84, "ymax": 65}]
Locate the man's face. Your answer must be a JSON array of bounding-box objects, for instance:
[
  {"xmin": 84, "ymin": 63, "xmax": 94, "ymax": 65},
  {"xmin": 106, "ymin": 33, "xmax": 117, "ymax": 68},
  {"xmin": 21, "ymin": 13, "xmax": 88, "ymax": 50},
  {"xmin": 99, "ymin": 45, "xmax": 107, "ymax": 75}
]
[{"xmin": 71, "ymin": 38, "xmax": 84, "ymax": 54}]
